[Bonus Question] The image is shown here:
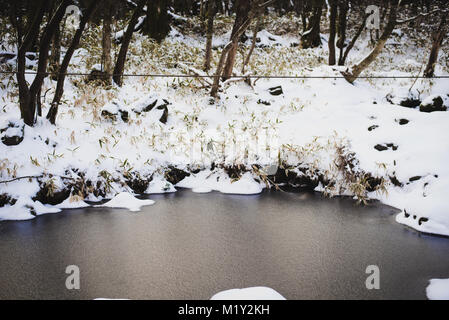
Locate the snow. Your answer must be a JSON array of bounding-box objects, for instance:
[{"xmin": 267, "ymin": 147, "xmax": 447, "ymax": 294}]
[
  {"xmin": 210, "ymin": 287, "xmax": 286, "ymax": 300},
  {"xmin": 55, "ymin": 196, "xmax": 90, "ymax": 209},
  {"xmin": 0, "ymin": 12, "xmax": 449, "ymax": 238},
  {"xmin": 177, "ymin": 171, "xmax": 263, "ymax": 195},
  {"xmin": 0, "ymin": 196, "xmax": 61, "ymax": 221},
  {"xmin": 96, "ymin": 192, "xmax": 155, "ymax": 212},
  {"xmin": 146, "ymin": 175, "xmax": 176, "ymax": 194},
  {"xmin": 426, "ymin": 279, "xmax": 449, "ymax": 300}
]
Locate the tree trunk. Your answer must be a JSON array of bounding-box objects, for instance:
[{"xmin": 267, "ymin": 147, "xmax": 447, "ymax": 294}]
[
  {"xmin": 300, "ymin": 0, "xmax": 323, "ymax": 49},
  {"xmin": 16, "ymin": 1, "xmax": 46, "ymax": 126},
  {"xmin": 49, "ymin": 22, "xmax": 61, "ymax": 78},
  {"xmin": 328, "ymin": 0, "xmax": 337, "ymax": 65},
  {"xmin": 102, "ymin": 0, "xmax": 113, "ymax": 84},
  {"xmin": 337, "ymin": 0, "xmax": 349, "ymax": 65},
  {"xmin": 340, "ymin": 13, "xmax": 369, "ymax": 66},
  {"xmin": 142, "ymin": 0, "xmax": 170, "ymax": 43},
  {"xmin": 222, "ymin": 0, "xmax": 251, "ymax": 80},
  {"xmin": 204, "ymin": 0, "xmax": 217, "ymax": 71},
  {"xmin": 342, "ymin": 2, "xmax": 398, "ymax": 84},
  {"xmin": 242, "ymin": 16, "xmax": 262, "ymax": 73},
  {"xmin": 46, "ymin": 1, "xmax": 100, "ymax": 124},
  {"xmin": 113, "ymin": 0, "xmax": 145, "ymax": 86},
  {"xmin": 424, "ymin": 13, "xmax": 447, "ymax": 78},
  {"xmin": 17, "ymin": 0, "xmax": 70, "ymax": 126}
]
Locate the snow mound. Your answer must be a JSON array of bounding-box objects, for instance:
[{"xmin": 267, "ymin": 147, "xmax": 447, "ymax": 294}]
[
  {"xmin": 97, "ymin": 192, "xmax": 155, "ymax": 212},
  {"xmin": 210, "ymin": 287, "xmax": 286, "ymax": 300},
  {"xmin": 426, "ymin": 279, "xmax": 449, "ymax": 300},
  {"xmin": 0, "ymin": 196, "xmax": 61, "ymax": 221},
  {"xmin": 177, "ymin": 171, "xmax": 263, "ymax": 195},
  {"xmin": 145, "ymin": 175, "xmax": 176, "ymax": 194},
  {"xmin": 55, "ymin": 196, "xmax": 90, "ymax": 209}
]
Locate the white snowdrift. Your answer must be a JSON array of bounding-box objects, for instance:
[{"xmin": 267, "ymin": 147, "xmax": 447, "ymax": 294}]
[
  {"xmin": 210, "ymin": 287, "xmax": 286, "ymax": 300},
  {"xmin": 55, "ymin": 196, "xmax": 90, "ymax": 209},
  {"xmin": 426, "ymin": 279, "xmax": 449, "ymax": 300},
  {"xmin": 0, "ymin": 196, "xmax": 61, "ymax": 221},
  {"xmin": 177, "ymin": 171, "xmax": 263, "ymax": 195},
  {"xmin": 96, "ymin": 192, "xmax": 155, "ymax": 212}
]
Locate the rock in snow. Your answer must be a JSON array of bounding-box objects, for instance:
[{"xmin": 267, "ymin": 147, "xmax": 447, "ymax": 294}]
[
  {"xmin": 96, "ymin": 192, "xmax": 155, "ymax": 212},
  {"xmin": 426, "ymin": 279, "xmax": 449, "ymax": 300},
  {"xmin": 420, "ymin": 95, "xmax": 446, "ymax": 113},
  {"xmin": 210, "ymin": 287, "xmax": 286, "ymax": 300}
]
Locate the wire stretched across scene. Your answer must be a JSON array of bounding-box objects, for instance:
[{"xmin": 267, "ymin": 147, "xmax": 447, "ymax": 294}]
[{"xmin": 0, "ymin": 70, "xmax": 448, "ymax": 79}]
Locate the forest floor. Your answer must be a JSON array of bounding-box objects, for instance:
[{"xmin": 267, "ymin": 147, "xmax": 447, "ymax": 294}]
[{"xmin": 0, "ymin": 11, "xmax": 449, "ymax": 238}]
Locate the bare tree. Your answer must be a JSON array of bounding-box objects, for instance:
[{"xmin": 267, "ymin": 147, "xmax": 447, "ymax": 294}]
[
  {"xmin": 336, "ymin": 0, "xmax": 349, "ymax": 65},
  {"xmin": 210, "ymin": 0, "xmax": 274, "ymax": 97},
  {"xmin": 424, "ymin": 12, "xmax": 447, "ymax": 78},
  {"xmin": 15, "ymin": 0, "xmax": 70, "ymax": 126},
  {"xmin": 46, "ymin": 1, "xmax": 100, "ymax": 124},
  {"xmin": 101, "ymin": 0, "xmax": 114, "ymax": 84},
  {"xmin": 339, "ymin": 12, "xmax": 369, "ymax": 66},
  {"xmin": 221, "ymin": 0, "xmax": 251, "ymax": 80},
  {"xmin": 142, "ymin": 0, "xmax": 170, "ymax": 43},
  {"xmin": 300, "ymin": 0, "xmax": 324, "ymax": 49},
  {"xmin": 342, "ymin": 1, "xmax": 446, "ymax": 83},
  {"xmin": 328, "ymin": 0, "xmax": 337, "ymax": 65},
  {"xmin": 342, "ymin": 1, "xmax": 398, "ymax": 84},
  {"xmin": 113, "ymin": 0, "xmax": 145, "ymax": 86},
  {"xmin": 242, "ymin": 16, "xmax": 262, "ymax": 73},
  {"xmin": 204, "ymin": 0, "xmax": 218, "ymax": 71}
]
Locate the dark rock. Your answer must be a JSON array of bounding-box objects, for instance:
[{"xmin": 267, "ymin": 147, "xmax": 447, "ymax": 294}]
[
  {"xmin": 140, "ymin": 99, "xmax": 158, "ymax": 113},
  {"xmin": 101, "ymin": 103, "xmax": 129, "ymax": 123},
  {"xmin": 386, "ymin": 143, "xmax": 398, "ymax": 151},
  {"xmin": 157, "ymin": 105, "xmax": 168, "ymax": 124},
  {"xmin": 1, "ymin": 121, "xmax": 24, "ymax": 146},
  {"xmin": 268, "ymin": 166, "xmax": 319, "ymax": 191},
  {"xmin": 257, "ymin": 99, "xmax": 271, "ymax": 106},
  {"xmin": 409, "ymin": 176, "xmax": 421, "ymax": 182},
  {"xmin": 126, "ymin": 173, "xmax": 150, "ymax": 194},
  {"xmin": 374, "ymin": 144, "xmax": 388, "ymax": 151},
  {"xmin": 224, "ymin": 164, "xmax": 246, "ymax": 180},
  {"xmin": 404, "ymin": 209, "xmax": 410, "ymax": 218},
  {"xmin": 389, "ymin": 175, "xmax": 402, "ymax": 187},
  {"xmin": 418, "ymin": 217, "xmax": 429, "ymax": 226},
  {"xmin": 0, "ymin": 193, "xmax": 16, "ymax": 207},
  {"xmin": 397, "ymin": 118, "xmax": 409, "ymax": 125},
  {"xmin": 0, "ymin": 53, "xmax": 15, "ymax": 64},
  {"xmin": 420, "ymin": 95, "xmax": 446, "ymax": 112},
  {"xmin": 368, "ymin": 125, "xmax": 379, "ymax": 131},
  {"xmin": 374, "ymin": 143, "xmax": 398, "ymax": 151},
  {"xmin": 87, "ymin": 69, "xmax": 110, "ymax": 83},
  {"xmin": 399, "ymin": 97, "xmax": 421, "ymax": 108},
  {"xmin": 101, "ymin": 109, "xmax": 117, "ymax": 121},
  {"xmin": 365, "ymin": 176, "xmax": 383, "ymax": 192},
  {"xmin": 33, "ymin": 184, "xmax": 71, "ymax": 205},
  {"xmin": 119, "ymin": 109, "xmax": 129, "ymax": 123},
  {"xmin": 165, "ymin": 167, "xmax": 190, "ymax": 185},
  {"xmin": 268, "ymin": 86, "xmax": 283, "ymax": 96}
]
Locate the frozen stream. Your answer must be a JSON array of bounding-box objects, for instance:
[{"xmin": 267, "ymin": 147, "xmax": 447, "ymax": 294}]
[{"xmin": 0, "ymin": 189, "xmax": 448, "ymax": 299}]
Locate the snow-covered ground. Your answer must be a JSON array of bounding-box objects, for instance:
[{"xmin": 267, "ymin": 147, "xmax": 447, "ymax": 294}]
[
  {"xmin": 426, "ymin": 279, "xmax": 449, "ymax": 300},
  {"xmin": 1, "ymin": 13, "xmax": 449, "ymax": 241}
]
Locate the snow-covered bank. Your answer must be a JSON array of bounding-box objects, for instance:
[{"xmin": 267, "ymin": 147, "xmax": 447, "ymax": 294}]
[
  {"xmin": 1, "ymin": 13, "xmax": 449, "ymax": 237},
  {"xmin": 426, "ymin": 279, "xmax": 449, "ymax": 300}
]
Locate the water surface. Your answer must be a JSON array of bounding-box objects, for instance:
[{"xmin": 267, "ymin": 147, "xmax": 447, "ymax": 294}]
[{"xmin": 0, "ymin": 189, "xmax": 448, "ymax": 299}]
